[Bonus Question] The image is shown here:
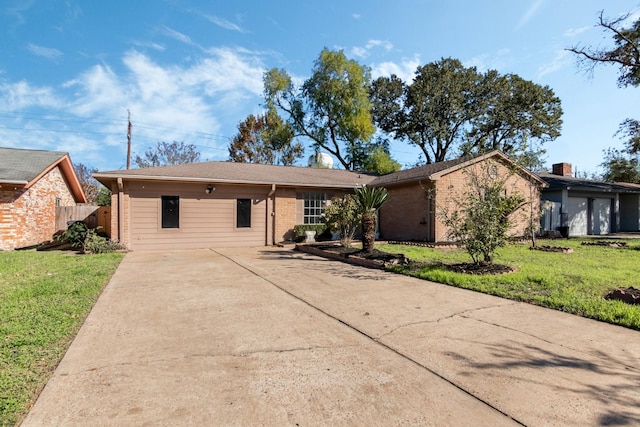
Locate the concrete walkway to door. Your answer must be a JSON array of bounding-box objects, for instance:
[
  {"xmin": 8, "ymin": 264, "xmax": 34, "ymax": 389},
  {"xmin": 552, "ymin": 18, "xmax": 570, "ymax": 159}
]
[{"xmin": 22, "ymin": 247, "xmax": 640, "ymax": 426}]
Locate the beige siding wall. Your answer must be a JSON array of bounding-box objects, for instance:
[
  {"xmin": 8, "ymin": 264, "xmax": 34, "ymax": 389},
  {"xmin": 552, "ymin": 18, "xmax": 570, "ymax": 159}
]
[
  {"xmin": 379, "ymin": 182, "xmax": 433, "ymax": 241},
  {"xmin": 125, "ymin": 181, "xmax": 270, "ymax": 251},
  {"xmin": 433, "ymin": 159, "xmax": 540, "ymax": 242},
  {"xmin": 0, "ymin": 166, "xmax": 76, "ymax": 250}
]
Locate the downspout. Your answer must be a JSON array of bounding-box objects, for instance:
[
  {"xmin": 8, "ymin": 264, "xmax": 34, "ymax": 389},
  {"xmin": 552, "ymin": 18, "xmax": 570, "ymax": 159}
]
[
  {"xmin": 267, "ymin": 184, "xmax": 276, "ymax": 246},
  {"xmin": 117, "ymin": 178, "xmax": 124, "ymax": 246}
]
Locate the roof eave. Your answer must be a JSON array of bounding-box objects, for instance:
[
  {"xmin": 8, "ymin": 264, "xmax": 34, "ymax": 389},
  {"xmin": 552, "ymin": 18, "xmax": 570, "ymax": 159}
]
[{"xmin": 92, "ymin": 173, "xmax": 372, "ymax": 189}]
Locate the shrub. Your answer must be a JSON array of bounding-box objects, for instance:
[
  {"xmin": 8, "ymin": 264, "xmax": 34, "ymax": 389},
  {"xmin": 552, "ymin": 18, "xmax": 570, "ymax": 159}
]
[
  {"xmin": 439, "ymin": 165, "xmax": 525, "ymax": 264},
  {"xmin": 82, "ymin": 229, "xmax": 124, "ymax": 254},
  {"xmin": 323, "ymin": 195, "xmax": 360, "ymax": 248},
  {"xmin": 57, "ymin": 221, "xmax": 88, "ymax": 248}
]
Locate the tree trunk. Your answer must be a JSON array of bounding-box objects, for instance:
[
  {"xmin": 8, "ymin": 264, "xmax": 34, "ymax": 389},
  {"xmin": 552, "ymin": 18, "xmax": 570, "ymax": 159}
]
[{"xmin": 361, "ymin": 213, "xmax": 376, "ymax": 253}]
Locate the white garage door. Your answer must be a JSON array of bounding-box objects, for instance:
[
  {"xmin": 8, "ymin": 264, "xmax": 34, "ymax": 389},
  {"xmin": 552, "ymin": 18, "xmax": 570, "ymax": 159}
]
[
  {"xmin": 567, "ymin": 197, "xmax": 588, "ymax": 236},
  {"xmin": 592, "ymin": 198, "xmax": 611, "ymax": 235}
]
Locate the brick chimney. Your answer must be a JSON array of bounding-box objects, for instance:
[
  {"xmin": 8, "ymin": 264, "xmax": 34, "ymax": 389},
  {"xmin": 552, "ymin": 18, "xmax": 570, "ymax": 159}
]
[{"xmin": 552, "ymin": 162, "xmax": 572, "ymax": 177}]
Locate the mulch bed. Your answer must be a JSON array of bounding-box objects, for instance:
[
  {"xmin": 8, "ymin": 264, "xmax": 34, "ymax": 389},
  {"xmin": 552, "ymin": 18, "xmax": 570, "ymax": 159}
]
[
  {"xmin": 529, "ymin": 245, "xmax": 573, "ymax": 253},
  {"xmin": 297, "ymin": 243, "xmax": 515, "ymax": 275},
  {"xmin": 604, "ymin": 287, "xmax": 640, "ymax": 305},
  {"xmin": 444, "ymin": 262, "xmax": 515, "ymax": 275}
]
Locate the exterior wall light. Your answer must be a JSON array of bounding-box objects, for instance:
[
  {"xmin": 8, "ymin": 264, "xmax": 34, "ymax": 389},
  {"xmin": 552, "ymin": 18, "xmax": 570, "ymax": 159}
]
[{"xmin": 205, "ymin": 185, "xmax": 215, "ymax": 194}]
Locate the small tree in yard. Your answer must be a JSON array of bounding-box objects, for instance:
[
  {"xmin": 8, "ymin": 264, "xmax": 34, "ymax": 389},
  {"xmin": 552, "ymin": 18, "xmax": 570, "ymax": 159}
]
[
  {"xmin": 440, "ymin": 165, "xmax": 525, "ymax": 264},
  {"xmin": 353, "ymin": 186, "xmax": 388, "ymax": 253},
  {"xmin": 323, "ymin": 195, "xmax": 360, "ymax": 248}
]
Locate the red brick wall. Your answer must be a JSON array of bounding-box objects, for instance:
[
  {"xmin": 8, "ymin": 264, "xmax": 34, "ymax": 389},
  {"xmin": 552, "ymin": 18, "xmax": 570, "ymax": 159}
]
[
  {"xmin": 274, "ymin": 188, "xmax": 297, "ymax": 242},
  {"xmin": 0, "ymin": 166, "xmax": 76, "ymax": 250},
  {"xmin": 434, "ymin": 160, "xmax": 541, "ymax": 242},
  {"xmin": 379, "ymin": 182, "xmax": 433, "ymax": 241}
]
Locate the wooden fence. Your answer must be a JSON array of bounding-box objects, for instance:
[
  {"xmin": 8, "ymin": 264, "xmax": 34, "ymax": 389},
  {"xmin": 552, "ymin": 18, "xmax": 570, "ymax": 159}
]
[{"xmin": 55, "ymin": 205, "xmax": 111, "ymax": 237}]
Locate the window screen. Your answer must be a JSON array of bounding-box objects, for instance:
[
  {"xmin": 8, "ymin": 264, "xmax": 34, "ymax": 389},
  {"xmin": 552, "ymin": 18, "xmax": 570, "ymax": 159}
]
[
  {"xmin": 161, "ymin": 196, "xmax": 179, "ymax": 228},
  {"xmin": 237, "ymin": 198, "xmax": 251, "ymax": 228}
]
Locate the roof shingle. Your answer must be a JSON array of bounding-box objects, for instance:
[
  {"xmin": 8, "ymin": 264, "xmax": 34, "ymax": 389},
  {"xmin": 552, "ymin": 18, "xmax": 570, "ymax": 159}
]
[{"xmin": 0, "ymin": 147, "xmax": 68, "ymax": 183}]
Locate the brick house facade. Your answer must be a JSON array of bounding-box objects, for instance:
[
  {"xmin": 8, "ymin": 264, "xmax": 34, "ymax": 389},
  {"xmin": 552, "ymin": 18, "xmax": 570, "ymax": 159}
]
[
  {"xmin": 374, "ymin": 151, "xmax": 544, "ymax": 242},
  {"xmin": 94, "ymin": 151, "xmax": 544, "ymax": 250},
  {"xmin": 0, "ymin": 148, "xmax": 87, "ymax": 250}
]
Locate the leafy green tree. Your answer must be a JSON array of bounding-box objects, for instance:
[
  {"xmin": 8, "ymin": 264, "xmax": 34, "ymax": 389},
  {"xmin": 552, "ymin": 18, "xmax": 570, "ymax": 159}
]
[
  {"xmin": 353, "ymin": 186, "xmax": 388, "ymax": 253},
  {"xmin": 370, "ymin": 58, "xmax": 562, "ymax": 167},
  {"xmin": 228, "ymin": 111, "xmax": 304, "ymax": 165},
  {"xmin": 461, "ymin": 72, "xmax": 562, "ymax": 168},
  {"xmin": 323, "ymin": 195, "xmax": 360, "ymax": 248},
  {"xmin": 95, "ymin": 187, "xmax": 112, "ymax": 206},
  {"xmin": 264, "ymin": 48, "xmax": 375, "ymax": 170},
  {"xmin": 363, "ymin": 145, "xmax": 401, "ymax": 174},
  {"xmin": 134, "ymin": 141, "xmax": 200, "ymax": 168},
  {"xmin": 600, "ymin": 148, "xmax": 640, "ymax": 183},
  {"xmin": 371, "ymin": 58, "xmax": 482, "ymax": 164},
  {"xmin": 440, "ymin": 165, "xmax": 525, "ymax": 264}
]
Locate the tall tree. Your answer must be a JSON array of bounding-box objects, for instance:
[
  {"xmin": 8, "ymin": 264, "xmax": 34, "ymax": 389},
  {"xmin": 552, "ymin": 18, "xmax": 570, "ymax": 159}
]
[
  {"xmin": 134, "ymin": 141, "xmax": 200, "ymax": 168},
  {"xmin": 371, "ymin": 58, "xmax": 485, "ymax": 164},
  {"xmin": 461, "ymin": 72, "xmax": 562, "ymax": 169},
  {"xmin": 228, "ymin": 110, "xmax": 304, "ymax": 166},
  {"xmin": 74, "ymin": 163, "xmax": 100, "ymax": 204},
  {"xmin": 600, "ymin": 148, "xmax": 640, "ymax": 183},
  {"xmin": 370, "ymin": 58, "xmax": 562, "ymax": 167},
  {"xmin": 362, "ymin": 142, "xmax": 401, "ymax": 174},
  {"xmin": 567, "ymin": 11, "xmax": 640, "ymax": 88},
  {"xmin": 568, "ymin": 11, "xmax": 640, "ymax": 180},
  {"xmin": 264, "ymin": 48, "xmax": 375, "ymax": 170}
]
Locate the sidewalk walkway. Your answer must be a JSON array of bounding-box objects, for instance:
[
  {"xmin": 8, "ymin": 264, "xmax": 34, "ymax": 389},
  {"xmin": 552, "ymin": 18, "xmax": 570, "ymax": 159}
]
[{"xmin": 22, "ymin": 247, "xmax": 640, "ymax": 426}]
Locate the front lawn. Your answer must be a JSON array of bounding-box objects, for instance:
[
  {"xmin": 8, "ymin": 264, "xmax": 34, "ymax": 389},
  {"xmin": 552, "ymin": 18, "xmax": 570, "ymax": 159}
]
[
  {"xmin": 379, "ymin": 238, "xmax": 640, "ymax": 330},
  {"xmin": 0, "ymin": 250, "xmax": 123, "ymax": 427}
]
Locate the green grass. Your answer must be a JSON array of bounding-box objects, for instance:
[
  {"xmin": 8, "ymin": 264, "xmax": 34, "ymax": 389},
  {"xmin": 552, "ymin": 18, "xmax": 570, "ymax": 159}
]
[
  {"xmin": 0, "ymin": 250, "xmax": 123, "ymax": 427},
  {"xmin": 379, "ymin": 238, "xmax": 640, "ymax": 330}
]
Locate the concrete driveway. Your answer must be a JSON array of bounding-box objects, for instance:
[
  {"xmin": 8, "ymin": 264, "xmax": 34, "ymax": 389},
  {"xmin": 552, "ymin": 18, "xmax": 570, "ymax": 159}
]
[{"xmin": 22, "ymin": 247, "xmax": 640, "ymax": 426}]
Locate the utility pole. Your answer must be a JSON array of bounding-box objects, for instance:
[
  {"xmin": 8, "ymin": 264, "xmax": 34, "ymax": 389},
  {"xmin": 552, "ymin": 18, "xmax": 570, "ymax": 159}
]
[{"xmin": 126, "ymin": 110, "xmax": 132, "ymax": 169}]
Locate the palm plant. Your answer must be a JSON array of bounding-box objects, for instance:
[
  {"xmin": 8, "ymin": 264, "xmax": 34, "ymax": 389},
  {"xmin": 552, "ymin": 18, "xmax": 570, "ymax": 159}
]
[{"xmin": 353, "ymin": 186, "xmax": 388, "ymax": 253}]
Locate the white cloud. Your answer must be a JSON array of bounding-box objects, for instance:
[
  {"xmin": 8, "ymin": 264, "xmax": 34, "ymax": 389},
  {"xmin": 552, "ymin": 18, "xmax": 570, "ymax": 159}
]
[
  {"xmin": 130, "ymin": 40, "xmax": 166, "ymax": 51},
  {"xmin": 465, "ymin": 49, "xmax": 512, "ymax": 72},
  {"xmin": 352, "ymin": 13, "xmax": 361, "ymax": 20},
  {"xmin": 564, "ymin": 26, "xmax": 590, "ymax": 38},
  {"xmin": 161, "ymin": 26, "xmax": 193, "ymax": 45},
  {"xmin": 371, "ymin": 55, "xmax": 421, "ymax": 82},
  {"xmin": 516, "ymin": 0, "xmax": 544, "ymax": 30},
  {"xmin": 0, "ymin": 80, "xmax": 61, "ymax": 110},
  {"xmin": 202, "ymin": 14, "xmax": 245, "ymax": 33},
  {"xmin": 537, "ymin": 49, "xmax": 571, "ymax": 79},
  {"xmin": 0, "ymin": 45, "xmax": 271, "ymax": 169},
  {"xmin": 26, "ymin": 43, "xmax": 63, "ymax": 59},
  {"xmin": 350, "ymin": 39, "xmax": 393, "ymax": 59}
]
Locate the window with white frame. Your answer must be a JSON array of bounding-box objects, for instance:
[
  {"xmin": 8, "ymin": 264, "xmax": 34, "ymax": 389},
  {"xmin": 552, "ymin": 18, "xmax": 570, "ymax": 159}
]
[{"xmin": 303, "ymin": 192, "xmax": 326, "ymax": 224}]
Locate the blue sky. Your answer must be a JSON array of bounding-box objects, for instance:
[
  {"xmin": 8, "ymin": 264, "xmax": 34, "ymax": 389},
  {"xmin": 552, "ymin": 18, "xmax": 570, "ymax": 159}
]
[{"xmin": 1, "ymin": 0, "xmax": 639, "ymax": 174}]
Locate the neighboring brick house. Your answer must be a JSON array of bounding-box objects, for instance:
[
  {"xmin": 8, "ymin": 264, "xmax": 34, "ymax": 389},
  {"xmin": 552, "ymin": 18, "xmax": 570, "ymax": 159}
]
[
  {"xmin": 94, "ymin": 150, "xmax": 544, "ymax": 251},
  {"xmin": 373, "ymin": 151, "xmax": 545, "ymax": 242},
  {"xmin": 0, "ymin": 148, "xmax": 87, "ymax": 250}
]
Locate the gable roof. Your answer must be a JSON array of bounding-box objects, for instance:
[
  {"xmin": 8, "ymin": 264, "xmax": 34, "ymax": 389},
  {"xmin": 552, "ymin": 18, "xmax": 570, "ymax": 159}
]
[
  {"xmin": 0, "ymin": 147, "xmax": 87, "ymax": 203},
  {"xmin": 94, "ymin": 161, "xmax": 378, "ymax": 189},
  {"xmin": 371, "ymin": 150, "xmax": 545, "ymax": 187},
  {"xmin": 538, "ymin": 172, "xmax": 640, "ymax": 194}
]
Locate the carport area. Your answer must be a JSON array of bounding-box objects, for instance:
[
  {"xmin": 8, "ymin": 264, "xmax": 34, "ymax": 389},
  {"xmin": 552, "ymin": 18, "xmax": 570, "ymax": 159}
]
[{"xmin": 22, "ymin": 247, "xmax": 640, "ymax": 426}]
